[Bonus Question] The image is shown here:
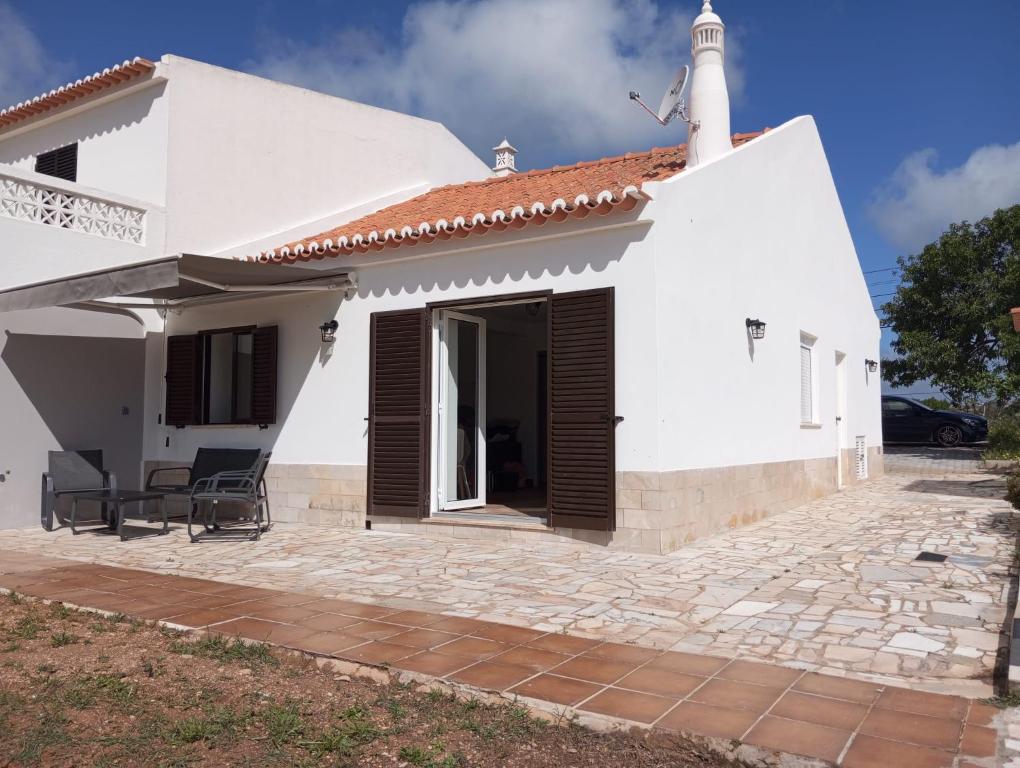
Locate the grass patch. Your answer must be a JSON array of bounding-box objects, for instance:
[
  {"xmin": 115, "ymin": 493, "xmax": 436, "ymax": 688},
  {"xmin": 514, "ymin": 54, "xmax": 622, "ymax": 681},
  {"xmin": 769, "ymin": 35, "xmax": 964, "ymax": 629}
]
[
  {"xmin": 398, "ymin": 743, "xmax": 461, "ymax": 768},
  {"xmin": 169, "ymin": 635, "xmax": 278, "ymax": 668},
  {"xmin": 64, "ymin": 674, "xmax": 136, "ymax": 710},
  {"xmin": 262, "ymin": 701, "xmax": 306, "ymax": 746},
  {"xmin": 49, "ymin": 603, "xmax": 71, "ymax": 619},
  {"xmin": 168, "ymin": 706, "xmax": 249, "ymax": 745},
  {"xmin": 304, "ymin": 703, "xmax": 380, "ymax": 757},
  {"xmin": 8, "ymin": 613, "xmax": 45, "ymax": 640},
  {"xmin": 12, "ymin": 709, "xmax": 71, "ymax": 765},
  {"xmin": 983, "ymin": 692, "xmax": 1020, "ymax": 708},
  {"xmin": 50, "ymin": 632, "xmax": 78, "ymax": 647}
]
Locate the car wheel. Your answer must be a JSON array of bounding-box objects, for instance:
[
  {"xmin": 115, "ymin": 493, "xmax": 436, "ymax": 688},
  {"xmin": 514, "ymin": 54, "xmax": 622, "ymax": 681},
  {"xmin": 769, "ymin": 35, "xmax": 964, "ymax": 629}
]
[{"xmin": 936, "ymin": 424, "xmax": 963, "ymax": 447}]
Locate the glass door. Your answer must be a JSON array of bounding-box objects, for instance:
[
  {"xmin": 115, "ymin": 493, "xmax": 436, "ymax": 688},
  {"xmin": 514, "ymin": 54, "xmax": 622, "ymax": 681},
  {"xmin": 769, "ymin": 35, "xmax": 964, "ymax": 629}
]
[{"xmin": 438, "ymin": 310, "xmax": 486, "ymax": 510}]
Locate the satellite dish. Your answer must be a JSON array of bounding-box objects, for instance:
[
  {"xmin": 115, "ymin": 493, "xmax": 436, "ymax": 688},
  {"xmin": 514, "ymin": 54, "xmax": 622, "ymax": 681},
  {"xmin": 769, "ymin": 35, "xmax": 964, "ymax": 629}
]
[{"xmin": 629, "ymin": 65, "xmax": 691, "ymax": 126}]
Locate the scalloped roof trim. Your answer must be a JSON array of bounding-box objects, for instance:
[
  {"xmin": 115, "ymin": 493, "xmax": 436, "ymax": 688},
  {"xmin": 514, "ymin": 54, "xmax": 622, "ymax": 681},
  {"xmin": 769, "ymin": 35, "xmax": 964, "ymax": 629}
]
[
  {"xmin": 0, "ymin": 58, "xmax": 156, "ymax": 131},
  {"xmin": 256, "ymin": 130, "xmax": 765, "ymax": 264}
]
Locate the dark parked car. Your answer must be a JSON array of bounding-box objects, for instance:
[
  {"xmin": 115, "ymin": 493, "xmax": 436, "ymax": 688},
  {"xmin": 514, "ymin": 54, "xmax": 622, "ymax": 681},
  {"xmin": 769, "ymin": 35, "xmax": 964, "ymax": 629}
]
[{"xmin": 881, "ymin": 396, "xmax": 988, "ymax": 447}]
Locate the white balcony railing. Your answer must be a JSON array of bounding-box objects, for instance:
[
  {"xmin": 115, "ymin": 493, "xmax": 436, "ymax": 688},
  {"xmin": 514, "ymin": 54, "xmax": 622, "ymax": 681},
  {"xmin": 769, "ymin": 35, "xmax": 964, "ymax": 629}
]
[{"xmin": 0, "ymin": 171, "xmax": 145, "ymax": 245}]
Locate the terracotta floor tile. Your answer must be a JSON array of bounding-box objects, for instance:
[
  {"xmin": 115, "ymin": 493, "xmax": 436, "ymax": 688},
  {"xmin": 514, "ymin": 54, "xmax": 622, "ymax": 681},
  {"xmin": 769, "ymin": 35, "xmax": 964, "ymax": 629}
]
[
  {"xmin": 582, "ymin": 642, "xmax": 660, "ymax": 665},
  {"xmin": 133, "ymin": 603, "xmax": 197, "ymax": 621},
  {"xmin": 248, "ymin": 591, "xmax": 317, "ymax": 607},
  {"xmin": 959, "ymin": 724, "xmax": 997, "ymax": 758},
  {"xmin": 860, "ymin": 708, "xmax": 962, "ymax": 750},
  {"xmin": 548, "ymin": 655, "xmax": 640, "ymax": 685},
  {"xmin": 657, "ymin": 701, "xmax": 758, "ymax": 740},
  {"xmin": 687, "ymin": 678, "xmax": 783, "ymax": 713},
  {"xmin": 716, "ymin": 659, "xmax": 802, "ymax": 688},
  {"xmin": 525, "ymin": 633, "xmax": 600, "ymax": 655},
  {"xmin": 265, "ymin": 624, "xmax": 319, "ymax": 648},
  {"xmin": 342, "ymin": 621, "xmax": 407, "ymax": 641},
  {"xmin": 966, "ymin": 701, "xmax": 999, "ymax": 727},
  {"xmin": 163, "ymin": 608, "xmax": 240, "ymax": 628},
  {"xmin": 384, "ymin": 610, "xmax": 446, "ymax": 627},
  {"xmin": 615, "ymin": 667, "xmax": 705, "ymax": 699},
  {"xmin": 210, "ymin": 617, "xmax": 280, "ymax": 642},
  {"xmin": 439, "ymin": 636, "xmax": 511, "ymax": 661},
  {"xmin": 842, "ymin": 735, "xmax": 954, "ymax": 768},
  {"xmin": 332, "ymin": 602, "xmax": 397, "ymax": 620},
  {"xmin": 792, "ymin": 672, "xmax": 883, "ymax": 705},
  {"xmin": 744, "ymin": 716, "xmax": 851, "ymax": 763},
  {"xmin": 298, "ymin": 598, "xmax": 364, "ymax": 614},
  {"xmin": 424, "ymin": 616, "xmax": 485, "ymax": 635},
  {"xmin": 770, "ymin": 691, "xmax": 869, "ymax": 731},
  {"xmin": 386, "ymin": 628, "xmax": 460, "ymax": 651},
  {"xmin": 646, "ymin": 651, "xmax": 729, "ymax": 677},
  {"xmin": 876, "ymin": 687, "xmax": 969, "ymax": 721},
  {"xmin": 180, "ymin": 594, "xmax": 251, "ymax": 611},
  {"xmin": 509, "ymin": 674, "xmax": 604, "ymax": 707},
  {"xmin": 395, "ymin": 651, "xmax": 477, "ymax": 677},
  {"xmin": 449, "ymin": 661, "xmax": 536, "ymax": 690},
  {"xmin": 579, "ymin": 688, "xmax": 678, "ymax": 724},
  {"xmin": 240, "ymin": 603, "xmax": 321, "ymax": 623},
  {"xmin": 47, "ymin": 588, "xmax": 109, "ymax": 606},
  {"xmin": 297, "ymin": 631, "xmax": 367, "ymax": 656},
  {"xmin": 338, "ymin": 641, "xmax": 419, "ymax": 665},
  {"xmin": 297, "ymin": 612, "xmax": 364, "ymax": 633},
  {"xmin": 469, "ymin": 623, "xmax": 546, "ymax": 645},
  {"xmin": 490, "ymin": 646, "xmax": 572, "ymax": 673}
]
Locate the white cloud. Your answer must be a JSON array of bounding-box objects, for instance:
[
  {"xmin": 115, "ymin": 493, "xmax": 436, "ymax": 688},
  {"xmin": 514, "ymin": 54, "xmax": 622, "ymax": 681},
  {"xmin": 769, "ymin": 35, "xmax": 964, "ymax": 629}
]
[
  {"xmin": 0, "ymin": 3, "xmax": 71, "ymax": 109},
  {"xmin": 248, "ymin": 0, "xmax": 744, "ymax": 168},
  {"xmin": 869, "ymin": 141, "xmax": 1020, "ymax": 253}
]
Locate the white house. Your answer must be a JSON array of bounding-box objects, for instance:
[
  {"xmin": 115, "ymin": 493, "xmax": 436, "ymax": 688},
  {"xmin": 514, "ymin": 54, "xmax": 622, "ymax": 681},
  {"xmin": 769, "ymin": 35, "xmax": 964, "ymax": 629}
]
[{"xmin": 0, "ymin": 3, "xmax": 882, "ymax": 553}]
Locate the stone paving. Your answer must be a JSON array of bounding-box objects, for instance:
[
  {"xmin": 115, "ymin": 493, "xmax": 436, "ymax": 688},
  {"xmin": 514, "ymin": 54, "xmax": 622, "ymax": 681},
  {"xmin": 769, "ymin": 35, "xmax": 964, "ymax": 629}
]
[
  {"xmin": 2, "ymin": 471, "xmax": 1014, "ymax": 696},
  {"xmin": 883, "ymin": 445, "xmax": 998, "ymax": 475}
]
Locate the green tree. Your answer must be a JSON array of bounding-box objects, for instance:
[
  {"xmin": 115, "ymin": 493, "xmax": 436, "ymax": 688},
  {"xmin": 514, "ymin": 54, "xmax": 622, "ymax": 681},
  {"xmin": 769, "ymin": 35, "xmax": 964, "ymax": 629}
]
[{"xmin": 882, "ymin": 205, "xmax": 1020, "ymax": 405}]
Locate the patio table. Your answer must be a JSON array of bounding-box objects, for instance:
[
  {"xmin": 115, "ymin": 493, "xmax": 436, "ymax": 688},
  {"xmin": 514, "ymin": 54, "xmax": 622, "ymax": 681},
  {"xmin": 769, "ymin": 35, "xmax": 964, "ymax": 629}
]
[{"xmin": 70, "ymin": 490, "xmax": 167, "ymax": 542}]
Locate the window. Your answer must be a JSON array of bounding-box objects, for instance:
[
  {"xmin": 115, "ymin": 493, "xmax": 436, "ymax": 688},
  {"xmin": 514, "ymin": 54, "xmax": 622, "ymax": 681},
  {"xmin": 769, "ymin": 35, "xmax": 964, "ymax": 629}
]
[
  {"xmin": 164, "ymin": 326, "xmax": 277, "ymax": 427},
  {"xmin": 35, "ymin": 143, "xmax": 78, "ymax": 182},
  {"xmin": 882, "ymin": 399, "xmax": 915, "ymax": 416},
  {"xmin": 800, "ymin": 332, "xmax": 818, "ymax": 425}
]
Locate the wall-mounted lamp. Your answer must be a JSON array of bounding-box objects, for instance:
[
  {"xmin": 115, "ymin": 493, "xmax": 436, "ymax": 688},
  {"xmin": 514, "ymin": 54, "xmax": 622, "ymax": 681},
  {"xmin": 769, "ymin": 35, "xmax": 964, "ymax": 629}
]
[
  {"xmin": 745, "ymin": 318, "xmax": 766, "ymax": 340},
  {"xmin": 865, "ymin": 359, "xmax": 878, "ymax": 373},
  {"xmin": 319, "ymin": 319, "xmax": 339, "ymax": 343}
]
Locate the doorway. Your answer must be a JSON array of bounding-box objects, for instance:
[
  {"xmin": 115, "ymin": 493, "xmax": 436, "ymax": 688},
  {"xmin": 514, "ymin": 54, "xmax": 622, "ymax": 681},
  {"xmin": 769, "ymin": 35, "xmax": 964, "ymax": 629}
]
[
  {"xmin": 434, "ymin": 299, "xmax": 549, "ymax": 523},
  {"xmin": 835, "ymin": 351, "xmax": 847, "ymax": 488}
]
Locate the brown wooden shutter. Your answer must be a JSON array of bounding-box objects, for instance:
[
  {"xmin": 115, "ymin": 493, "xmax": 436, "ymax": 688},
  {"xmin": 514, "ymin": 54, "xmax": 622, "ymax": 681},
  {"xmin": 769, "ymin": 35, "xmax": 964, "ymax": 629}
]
[
  {"xmin": 367, "ymin": 309, "xmax": 430, "ymax": 518},
  {"xmin": 548, "ymin": 288, "xmax": 616, "ymax": 531},
  {"xmin": 165, "ymin": 334, "xmax": 201, "ymax": 426},
  {"xmin": 251, "ymin": 326, "xmax": 278, "ymax": 425}
]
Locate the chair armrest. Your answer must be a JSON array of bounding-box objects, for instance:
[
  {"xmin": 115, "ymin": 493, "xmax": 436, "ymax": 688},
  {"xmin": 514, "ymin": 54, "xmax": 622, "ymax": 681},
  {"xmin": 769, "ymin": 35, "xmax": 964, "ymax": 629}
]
[
  {"xmin": 191, "ymin": 469, "xmax": 257, "ymax": 498},
  {"xmin": 42, "ymin": 473, "xmax": 55, "ymax": 493},
  {"xmin": 104, "ymin": 471, "xmax": 117, "ymax": 494},
  {"xmin": 146, "ymin": 466, "xmax": 190, "ymax": 490}
]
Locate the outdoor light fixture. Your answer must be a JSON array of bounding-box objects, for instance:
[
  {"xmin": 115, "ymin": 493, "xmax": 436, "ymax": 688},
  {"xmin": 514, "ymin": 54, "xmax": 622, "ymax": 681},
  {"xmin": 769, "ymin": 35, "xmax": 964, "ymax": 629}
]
[
  {"xmin": 865, "ymin": 359, "xmax": 878, "ymax": 373},
  {"xmin": 319, "ymin": 319, "xmax": 339, "ymax": 343},
  {"xmin": 745, "ymin": 318, "xmax": 766, "ymax": 340}
]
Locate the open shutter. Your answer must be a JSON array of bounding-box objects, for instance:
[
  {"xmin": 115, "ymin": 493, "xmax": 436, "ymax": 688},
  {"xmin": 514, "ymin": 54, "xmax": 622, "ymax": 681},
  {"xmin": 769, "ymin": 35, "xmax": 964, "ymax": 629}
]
[
  {"xmin": 165, "ymin": 334, "xmax": 200, "ymax": 426},
  {"xmin": 251, "ymin": 326, "xmax": 278, "ymax": 425},
  {"xmin": 548, "ymin": 288, "xmax": 616, "ymax": 531},
  {"xmin": 368, "ymin": 309, "xmax": 430, "ymax": 517}
]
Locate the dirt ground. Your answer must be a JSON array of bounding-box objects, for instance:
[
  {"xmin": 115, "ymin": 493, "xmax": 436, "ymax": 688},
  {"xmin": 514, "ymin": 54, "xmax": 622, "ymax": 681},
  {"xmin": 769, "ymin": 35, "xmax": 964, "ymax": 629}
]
[{"xmin": 0, "ymin": 594, "xmax": 735, "ymax": 767}]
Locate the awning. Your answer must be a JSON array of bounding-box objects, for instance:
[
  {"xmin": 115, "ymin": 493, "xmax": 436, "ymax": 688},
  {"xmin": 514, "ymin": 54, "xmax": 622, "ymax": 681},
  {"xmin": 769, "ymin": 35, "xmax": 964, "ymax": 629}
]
[{"xmin": 0, "ymin": 254, "xmax": 352, "ymax": 313}]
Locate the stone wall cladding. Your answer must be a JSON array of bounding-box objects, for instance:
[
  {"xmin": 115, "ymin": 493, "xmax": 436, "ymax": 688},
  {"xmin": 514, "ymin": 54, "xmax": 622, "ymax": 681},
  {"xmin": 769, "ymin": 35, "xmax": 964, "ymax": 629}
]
[{"xmin": 142, "ymin": 461, "xmax": 368, "ymax": 527}]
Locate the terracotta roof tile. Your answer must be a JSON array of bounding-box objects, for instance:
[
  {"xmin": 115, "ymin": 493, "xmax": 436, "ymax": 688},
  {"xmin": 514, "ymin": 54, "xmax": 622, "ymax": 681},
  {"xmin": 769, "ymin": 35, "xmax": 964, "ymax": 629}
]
[
  {"xmin": 0, "ymin": 58, "xmax": 156, "ymax": 133},
  {"xmin": 260, "ymin": 130, "xmax": 765, "ymax": 263}
]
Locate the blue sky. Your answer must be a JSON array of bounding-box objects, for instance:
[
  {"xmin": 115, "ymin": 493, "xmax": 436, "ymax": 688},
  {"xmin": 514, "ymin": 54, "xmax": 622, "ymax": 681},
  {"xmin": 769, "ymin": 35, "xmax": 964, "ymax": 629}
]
[{"xmin": 3, "ymin": 0, "xmax": 1019, "ymax": 395}]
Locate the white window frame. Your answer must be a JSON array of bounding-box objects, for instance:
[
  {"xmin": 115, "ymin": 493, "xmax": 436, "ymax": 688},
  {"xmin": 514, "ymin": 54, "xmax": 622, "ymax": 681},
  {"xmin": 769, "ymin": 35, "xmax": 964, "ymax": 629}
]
[{"xmin": 800, "ymin": 332, "xmax": 820, "ymax": 427}]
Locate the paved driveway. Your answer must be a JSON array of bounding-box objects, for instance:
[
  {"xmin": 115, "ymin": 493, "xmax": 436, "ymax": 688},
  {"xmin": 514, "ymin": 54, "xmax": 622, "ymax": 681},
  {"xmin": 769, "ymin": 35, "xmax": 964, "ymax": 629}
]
[{"xmin": 0, "ymin": 471, "xmax": 1014, "ymax": 695}]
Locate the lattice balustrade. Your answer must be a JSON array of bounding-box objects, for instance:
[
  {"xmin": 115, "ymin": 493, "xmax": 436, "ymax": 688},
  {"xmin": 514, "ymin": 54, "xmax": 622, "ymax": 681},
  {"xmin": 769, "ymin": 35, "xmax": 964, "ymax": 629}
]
[{"xmin": 0, "ymin": 173, "xmax": 145, "ymax": 244}]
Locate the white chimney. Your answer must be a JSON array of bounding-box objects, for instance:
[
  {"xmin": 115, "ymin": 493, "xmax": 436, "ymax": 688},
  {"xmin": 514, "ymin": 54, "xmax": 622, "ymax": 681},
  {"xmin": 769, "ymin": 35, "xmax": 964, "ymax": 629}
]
[
  {"xmin": 687, "ymin": 1, "xmax": 731, "ymax": 167},
  {"xmin": 492, "ymin": 137, "xmax": 518, "ymax": 176}
]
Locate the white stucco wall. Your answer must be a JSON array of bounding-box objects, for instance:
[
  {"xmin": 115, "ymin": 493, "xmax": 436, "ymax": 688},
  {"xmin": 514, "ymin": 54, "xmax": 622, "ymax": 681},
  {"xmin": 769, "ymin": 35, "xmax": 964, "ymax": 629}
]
[
  {"xmin": 648, "ymin": 117, "xmax": 882, "ymax": 470},
  {"xmin": 159, "ymin": 56, "xmax": 490, "ymax": 257},
  {"xmin": 0, "ymin": 307, "xmax": 146, "ymax": 528},
  {"xmin": 0, "ymin": 82, "xmax": 170, "ymax": 206}
]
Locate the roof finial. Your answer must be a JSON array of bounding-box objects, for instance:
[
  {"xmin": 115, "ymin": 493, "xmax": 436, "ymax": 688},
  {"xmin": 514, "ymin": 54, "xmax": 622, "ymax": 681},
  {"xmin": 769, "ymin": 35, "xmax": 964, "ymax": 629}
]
[
  {"xmin": 702, "ymin": 1, "xmax": 712, "ymax": 12},
  {"xmin": 492, "ymin": 137, "xmax": 518, "ymax": 177}
]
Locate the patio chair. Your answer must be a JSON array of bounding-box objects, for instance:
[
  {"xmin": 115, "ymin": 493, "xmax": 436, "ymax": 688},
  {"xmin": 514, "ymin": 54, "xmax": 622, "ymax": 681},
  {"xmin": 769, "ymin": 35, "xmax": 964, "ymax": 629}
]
[
  {"xmin": 41, "ymin": 450, "xmax": 116, "ymax": 532},
  {"xmin": 188, "ymin": 451, "xmax": 272, "ymax": 542},
  {"xmin": 145, "ymin": 447, "xmax": 263, "ymax": 498}
]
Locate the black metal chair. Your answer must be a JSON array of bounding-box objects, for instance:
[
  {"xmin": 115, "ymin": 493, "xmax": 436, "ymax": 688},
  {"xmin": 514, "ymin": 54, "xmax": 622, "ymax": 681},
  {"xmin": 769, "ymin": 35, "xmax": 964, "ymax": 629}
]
[
  {"xmin": 187, "ymin": 451, "xmax": 273, "ymax": 542},
  {"xmin": 41, "ymin": 450, "xmax": 116, "ymax": 532},
  {"xmin": 146, "ymin": 447, "xmax": 263, "ymax": 498}
]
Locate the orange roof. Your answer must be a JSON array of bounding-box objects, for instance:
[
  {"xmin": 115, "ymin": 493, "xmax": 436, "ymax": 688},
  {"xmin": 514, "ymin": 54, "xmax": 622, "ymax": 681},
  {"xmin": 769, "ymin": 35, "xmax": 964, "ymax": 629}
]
[
  {"xmin": 260, "ymin": 130, "xmax": 765, "ymax": 263},
  {"xmin": 0, "ymin": 58, "xmax": 156, "ymax": 133}
]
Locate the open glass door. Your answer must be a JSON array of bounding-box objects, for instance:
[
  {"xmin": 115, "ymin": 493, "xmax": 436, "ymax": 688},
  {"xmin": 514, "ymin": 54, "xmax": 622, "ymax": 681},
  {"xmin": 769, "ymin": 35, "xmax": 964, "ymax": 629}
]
[{"xmin": 438, "ymin": 310, "xmax": 486, "ymax": 510}]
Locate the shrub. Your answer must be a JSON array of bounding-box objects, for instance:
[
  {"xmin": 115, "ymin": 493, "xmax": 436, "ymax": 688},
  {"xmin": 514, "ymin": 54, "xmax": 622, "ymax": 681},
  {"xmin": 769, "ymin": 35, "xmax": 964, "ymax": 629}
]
[
  {"xmin": 985, "ymin": 416, "xmax": 1020, "ymax": 460},
  {"xmin": 1006, "ymin": 472, "xmax": 1020, "ymax": 510}
]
